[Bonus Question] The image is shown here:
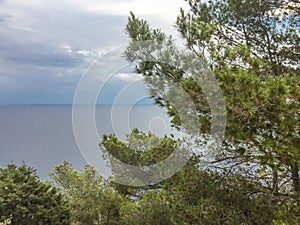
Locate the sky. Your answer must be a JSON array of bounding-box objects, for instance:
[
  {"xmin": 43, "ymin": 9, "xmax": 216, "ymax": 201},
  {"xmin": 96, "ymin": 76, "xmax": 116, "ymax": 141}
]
[{"xmin": 0, "ymin": 0, "xmax": 188, "ymax": 104}]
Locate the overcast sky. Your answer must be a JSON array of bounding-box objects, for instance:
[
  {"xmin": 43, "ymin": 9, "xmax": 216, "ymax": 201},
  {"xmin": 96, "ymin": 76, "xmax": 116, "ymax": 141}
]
[{"xmin": 0, "ymin": 0, "xmax": 188, "ymax": 104}]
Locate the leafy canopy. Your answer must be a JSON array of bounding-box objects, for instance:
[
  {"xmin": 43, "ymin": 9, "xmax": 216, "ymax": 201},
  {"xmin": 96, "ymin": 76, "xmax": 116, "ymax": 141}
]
[{"xmin": 0, "ymin": 164, "xmax": 70, "ymax": 225}]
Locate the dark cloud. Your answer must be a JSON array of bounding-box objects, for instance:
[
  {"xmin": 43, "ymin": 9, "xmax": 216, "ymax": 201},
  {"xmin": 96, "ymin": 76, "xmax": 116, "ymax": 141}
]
[
  {"xmin": 0, "ymin": 35, "xmax": 87, "ymax": 104},
  {"xmin": 0, "ymin": 14, "xmax": 8, "ymax": 22},
  {"xmin": 0, "ymin": 34, "xmax": 86, "ymax": 68},
  {"xmin": 3, "ymin": 50, "xmax": 84, "ymax": 68},
  {"xmin": 0, "ymin": 5, "xmax": 130, "ymax": 104}
]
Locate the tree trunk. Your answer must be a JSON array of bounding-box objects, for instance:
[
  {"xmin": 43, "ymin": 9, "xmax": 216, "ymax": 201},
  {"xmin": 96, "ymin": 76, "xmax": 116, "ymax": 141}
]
[
  {"xmin": 291, "ymin": 162, "xmax": 300, "ymax": 197},
  {"xmin": 272, "ymin": 168, "xmax": 278, "ymax": 194}
]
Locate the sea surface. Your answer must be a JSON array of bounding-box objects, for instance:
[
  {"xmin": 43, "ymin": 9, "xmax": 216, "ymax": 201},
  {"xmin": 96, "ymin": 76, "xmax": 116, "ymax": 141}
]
[{"xmin": 0, "ymin": 105, "xmax": 173, "ymax": 179}]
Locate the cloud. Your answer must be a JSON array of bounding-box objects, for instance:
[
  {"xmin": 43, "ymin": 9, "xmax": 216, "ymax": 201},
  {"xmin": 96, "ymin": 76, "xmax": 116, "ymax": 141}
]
[
  {"xmin": 0, "ymin": 38, "xmax": 85, "ymax": 68},
  {"xmin": 3, "ymin": 51, "xmax": 83, "ymax": 68},
  {"xmin": 7, "ymin": 0, "xmax": 187, "ymax": 16},
  {"xmin": 115, "ymin": 73, "xmax": 143, "ymax": 82},
  {"xmin": 0, "ymin": 13, "xmax": 9, "ymax": 23},
  {"xmin": 6, "ymin": 0, "xmax": 188, "ymax": 34},
  {"xmin": 0, "ymin": 0, "xmax": 187, "ymax": 104},
  {"xmin": 81, "ymin": 0, "xmax": 187, "ymax": 16},
  {"xmin": 60, "ymin": 43, "xmax": 105, "ymax": 58},
  {"xmin": 0, "ymin": 11, "xmax": 124, "ymax": 103}
]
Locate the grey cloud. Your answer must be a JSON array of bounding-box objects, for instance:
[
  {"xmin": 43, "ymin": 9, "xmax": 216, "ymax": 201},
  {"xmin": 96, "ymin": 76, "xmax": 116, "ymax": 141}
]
[
  {"xmin": 0, "ymin": 35, "xmax": 86, "ymax": 68},
  {"xmin": 31, "ymin": 9, "xmax": 128, "ymax": 49},
  {"xmin": 3, "ymin": 49, "xmax": 84, "ymax": 68},
  {"xmin": 0, "ymin": 4, "xmax": 130, "ymax": 104},
  {"xmin": 0, "ymin": 14, "xmax": 9, "ymax": 23},
  {"xmin": 0, "ymin": 8, "xmax": 128, "ymax": 67}
]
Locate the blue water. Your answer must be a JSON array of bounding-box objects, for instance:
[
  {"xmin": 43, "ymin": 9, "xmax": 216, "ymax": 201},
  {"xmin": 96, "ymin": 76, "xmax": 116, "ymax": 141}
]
[{"xmin": 0, "ymin": 105, "xmax": 173, "ymax": 179}]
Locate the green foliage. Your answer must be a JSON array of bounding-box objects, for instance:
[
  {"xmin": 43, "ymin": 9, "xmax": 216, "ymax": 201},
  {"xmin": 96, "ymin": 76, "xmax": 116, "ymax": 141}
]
[
  {"xmin": 49, "ymin": 161, "xmax": 129, "ymax": 225},
  {"xmin": 100, "ymin": 131, "xmax": 299, "ymax": 224},
  {"xmin": 0, "ymin": 164, "xmax": 70, "ymax": 225},
  {"xmin": 166, "ymin": 167, "xmax": 279, "ymax": 225},
  {"xmin": 177, "ymin": 0, "xmax": 300, "ymax": 76},
  {"xmin": 217, "ymin": 70, "xmax": 300, "ymax": 175},
  {"xmin": 125, "ymin": 4, "xmax": 300, "ymax": 197},
  {"xmin": 120, "ymin": 191, "xmax": 173, "ymax": 225},
  {"xmin": 122, "ymin": 0, "xmax": 300, "ymax": 222},
  {"xmin": 101, "ymin": 128, "xmax": 178, "ymax": 167},
  {"xmin": 100, "ymin": 129, "xmax": 181, "ymax": 196}
]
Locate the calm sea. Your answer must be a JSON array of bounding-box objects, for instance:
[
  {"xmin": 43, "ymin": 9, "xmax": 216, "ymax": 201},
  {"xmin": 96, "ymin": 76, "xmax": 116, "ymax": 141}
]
[{"xmin": 0, "ymin": 105, "xmax": 173, "ymax": 179}]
